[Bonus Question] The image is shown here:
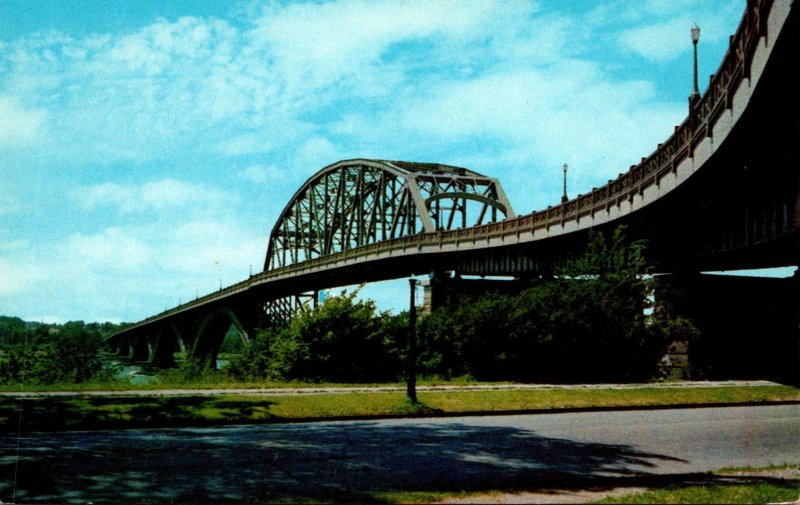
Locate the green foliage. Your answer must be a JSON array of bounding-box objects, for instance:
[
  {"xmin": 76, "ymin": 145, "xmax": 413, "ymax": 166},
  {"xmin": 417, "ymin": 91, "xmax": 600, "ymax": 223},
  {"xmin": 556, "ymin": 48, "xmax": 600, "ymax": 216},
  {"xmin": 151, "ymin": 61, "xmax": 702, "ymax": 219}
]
[
  {"xmin": 0, "ymin": 320, "xmax": 116, "ymax": 385},
  {"xmin": 419, "ymin": 226, "xmax": 697, "ymax": 383},
  {"xmin": 419, "ymin": 293, "xmax": 515, "ymax": 380},
  {"xmin": 156, "ymin": 358, "xmax": 222, "ymax": 385},
  {"xmin": 227, "ymin": 290, "xmax": 408, "ymax": 383},
  {"xmin": 219, "ymin": 326, "xmax": 245, "ymax": 354}
]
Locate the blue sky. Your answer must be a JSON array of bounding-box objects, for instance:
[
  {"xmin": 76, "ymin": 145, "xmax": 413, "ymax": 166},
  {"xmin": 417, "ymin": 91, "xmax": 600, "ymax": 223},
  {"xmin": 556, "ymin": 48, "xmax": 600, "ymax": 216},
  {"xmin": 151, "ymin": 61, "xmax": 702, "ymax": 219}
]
[{"xmin": 1, "ymin": 0, "xmax": 773, "ymax": 323}]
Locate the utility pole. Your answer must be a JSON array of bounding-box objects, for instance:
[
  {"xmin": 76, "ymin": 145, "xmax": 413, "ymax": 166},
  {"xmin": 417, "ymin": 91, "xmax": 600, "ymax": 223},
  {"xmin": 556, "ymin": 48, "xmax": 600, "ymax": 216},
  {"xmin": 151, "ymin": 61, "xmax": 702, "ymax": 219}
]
[{"xmin": 407, "ymin": 278, "xmax": 418, "ymax": 404}]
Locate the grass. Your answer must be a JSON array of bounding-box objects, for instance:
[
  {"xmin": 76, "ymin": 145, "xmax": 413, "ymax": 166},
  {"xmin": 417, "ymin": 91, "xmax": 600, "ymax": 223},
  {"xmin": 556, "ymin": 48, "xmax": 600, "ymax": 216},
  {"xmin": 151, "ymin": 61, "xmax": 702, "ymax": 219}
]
[
  {"xmin": 0, "ymin": 374, "xmax": 494, "ymax": 393},
  {"xmin": 374, "ymin": 467, "xmax": 800, "ymax": 504},
  {"xmin": 0, "ymin": 384, "xmax": 797, "ymax": 432},
  {"xmin": 418, "ymin": 385, "xmax": 800, "ymax": 413},
  {"xmin": 371, "ymin": 480, "xmax": 800, "ymax": 505},
  {"xmin": 597, "ymin": 482, "xmax": 799, "ymax": 504}
]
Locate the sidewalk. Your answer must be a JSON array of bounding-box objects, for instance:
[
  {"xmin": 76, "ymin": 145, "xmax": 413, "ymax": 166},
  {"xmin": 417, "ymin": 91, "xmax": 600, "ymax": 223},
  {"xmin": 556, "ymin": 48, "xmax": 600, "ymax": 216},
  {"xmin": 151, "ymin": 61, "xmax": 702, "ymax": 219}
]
[{"xmin": 0, "ymin": 379, "xmax": 786, "ymax": 398}]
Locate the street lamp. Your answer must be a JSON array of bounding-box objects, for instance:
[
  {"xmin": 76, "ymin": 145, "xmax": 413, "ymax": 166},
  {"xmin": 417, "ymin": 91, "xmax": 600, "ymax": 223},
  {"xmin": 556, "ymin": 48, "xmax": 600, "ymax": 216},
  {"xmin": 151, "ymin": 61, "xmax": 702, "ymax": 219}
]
[
  {"xmin": 690, "ymin": 23, "xmax": 701, "ymax": 100},
  {"xmin": 561, "ymin": 163, "xmax": 568, "ymax": 203},
  {"xmin": 407, "ymin": 278, "xmax": 418, "ymax": 404}
]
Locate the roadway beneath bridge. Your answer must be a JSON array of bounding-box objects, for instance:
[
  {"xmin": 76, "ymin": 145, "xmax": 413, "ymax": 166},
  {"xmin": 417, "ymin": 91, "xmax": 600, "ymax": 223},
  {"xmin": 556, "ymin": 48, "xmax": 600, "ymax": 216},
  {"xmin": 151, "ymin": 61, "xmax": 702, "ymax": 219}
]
[{"xmin": 3, "ymin": 404, "xmax": 799, "ymax": 503}]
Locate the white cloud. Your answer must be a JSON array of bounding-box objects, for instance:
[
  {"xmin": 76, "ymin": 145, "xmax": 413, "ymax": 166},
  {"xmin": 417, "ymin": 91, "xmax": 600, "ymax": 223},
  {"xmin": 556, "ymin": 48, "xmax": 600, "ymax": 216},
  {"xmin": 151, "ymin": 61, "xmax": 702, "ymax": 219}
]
[
  {"xmin": 295, "ymin": 136, "xmax": 340, "ymax": 174},
  {"xmin": 213, "ymin": 132, "xmax": 274, "ymax": 157},
  {"xmin": 0, "ymin": 96, "xmax": 46, "ymax": 146},
  {"xmin": 238, "ymin": 164, "xmax": 286, "ymax": 184},
  {"xmin": 249, "ymin": 0, "xmax": 516, "ymax": 92},
  {"xmin": 1, "ymin": 215, "xmax": 266, "ymax": 321},
  {"xmin": 77, "ymin": 179, "xmax": 235, "ymax": 213},
  {"xmin": 66, "ymin": 227, "xmax": 153, "ymax": 270},
  {"xmin": 0, "ymin": 256, "xmax": 45, "ymax": 296},
  {"xmin": 163, "ymin": 220, "xmax": 264, "ymax": 277},
  {"xmin": 619, "ymin": 17, "xmax": 689, "ymax": 62}
]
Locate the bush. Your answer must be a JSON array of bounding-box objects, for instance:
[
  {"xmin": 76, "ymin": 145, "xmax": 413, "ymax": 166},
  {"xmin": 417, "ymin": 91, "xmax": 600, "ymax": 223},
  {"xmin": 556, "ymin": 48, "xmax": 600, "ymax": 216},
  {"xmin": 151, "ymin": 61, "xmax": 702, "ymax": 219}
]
[
  {"xmin": 157, "ymin": 358, "xmax": 220, "ymax": 384},
  {"xmin": 226, "ymin": 290, "xmax": 407, "ymax": 383},
  {"xmin": 418, "ymin": 226, "xmax": 692, "ymax": 383}
]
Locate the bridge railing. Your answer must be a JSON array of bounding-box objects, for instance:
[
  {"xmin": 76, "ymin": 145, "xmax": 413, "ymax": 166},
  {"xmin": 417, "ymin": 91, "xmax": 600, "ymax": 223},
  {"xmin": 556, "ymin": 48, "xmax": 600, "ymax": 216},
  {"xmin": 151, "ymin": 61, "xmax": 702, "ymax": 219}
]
[{"xmin": 118, "ymin": 0, "xmax": 777, "ymax": 335}]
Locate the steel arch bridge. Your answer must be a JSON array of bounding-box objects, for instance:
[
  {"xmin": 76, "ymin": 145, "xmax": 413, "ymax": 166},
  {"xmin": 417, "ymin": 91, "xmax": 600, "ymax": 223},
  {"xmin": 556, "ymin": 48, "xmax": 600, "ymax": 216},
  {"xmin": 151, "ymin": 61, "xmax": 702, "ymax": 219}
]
[
  {"xmin": 259, "ymin": 160, "xmax": 515, "ymax": 324},
  {"xmin": 265, "ymin": 160, "xmax": 514, "ymax": 270},
  {"xmin": 108, "ymin": 0, "xmax": 799, "ymax": 370}
]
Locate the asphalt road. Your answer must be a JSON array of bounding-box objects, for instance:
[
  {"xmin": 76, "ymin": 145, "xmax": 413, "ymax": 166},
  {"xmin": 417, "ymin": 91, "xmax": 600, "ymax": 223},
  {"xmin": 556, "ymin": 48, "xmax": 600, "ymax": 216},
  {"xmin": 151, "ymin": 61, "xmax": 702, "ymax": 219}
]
[{"xmin": 2, "ymin": 404, "xmax": 799, "ymax": 504}]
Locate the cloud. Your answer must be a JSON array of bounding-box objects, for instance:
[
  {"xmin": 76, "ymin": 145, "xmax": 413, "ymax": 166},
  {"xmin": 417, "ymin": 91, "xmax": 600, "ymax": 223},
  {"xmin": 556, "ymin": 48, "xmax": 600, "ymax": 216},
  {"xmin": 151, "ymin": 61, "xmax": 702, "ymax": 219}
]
[
  {"xmin": 295, "ymin": 136, "xmax": 341, "ymax": 174},
  {"xmin": 0, "ymin": 256, "xmax": 45, "ymax": 296},
  {"xmin": 619, "ymin": 17, "xmax": 689, "ymax": 62},
  {"xmin": 0, "ymin": 96, "xmax": 46, "ymax": 146},
  {"xmin": 248, "ymin": 0, "xmax": 519, "ymax": 92},
  {"xmin": 2, "ymin": 215, "xmax": 266, "ymax": 321},
  {"xmin": 66, "ymin": 227, "xmax": 153, "ymax": 270},
  {"xmin": 238, "ymin": 164, "xmax": 286, "ymax": 184},
  {"xmin": 77, "ymin": 179, "xmax": 235, "ymax": 213},
  {"xmin": 162, "ymin": 220, "xmax": 264, "ymax": 276}
]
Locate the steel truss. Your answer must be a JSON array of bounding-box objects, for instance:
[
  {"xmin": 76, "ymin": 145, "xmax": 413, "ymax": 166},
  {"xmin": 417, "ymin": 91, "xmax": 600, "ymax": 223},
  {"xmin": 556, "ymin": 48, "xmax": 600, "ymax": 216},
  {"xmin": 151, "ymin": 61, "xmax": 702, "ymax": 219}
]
[
  {"xmin": 262, "ymin": 292, "xmax": 318, "ymax": 327},
  {"xmin": 264, "ymin": 159, "xmax": 515, "ymax": 270}
]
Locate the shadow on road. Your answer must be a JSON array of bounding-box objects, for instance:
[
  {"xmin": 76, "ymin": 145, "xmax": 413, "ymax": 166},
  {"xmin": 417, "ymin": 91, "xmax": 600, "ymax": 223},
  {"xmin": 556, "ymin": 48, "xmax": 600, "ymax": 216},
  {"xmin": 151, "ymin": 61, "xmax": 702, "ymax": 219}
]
[
  {"xmin": 0, "ymin": 418, "xmax": 707, "ymax": 504},
  {"xmin": 0, "ymin": 395, "xmax": 279, "ymax": 432}
]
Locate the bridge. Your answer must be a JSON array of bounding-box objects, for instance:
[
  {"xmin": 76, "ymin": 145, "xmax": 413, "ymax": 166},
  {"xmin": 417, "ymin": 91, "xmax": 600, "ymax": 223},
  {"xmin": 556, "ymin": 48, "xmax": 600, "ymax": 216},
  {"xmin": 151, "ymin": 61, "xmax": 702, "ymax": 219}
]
[{"xmin": 108, "ymin": 0, "xmax": 799, "ymax": 371}]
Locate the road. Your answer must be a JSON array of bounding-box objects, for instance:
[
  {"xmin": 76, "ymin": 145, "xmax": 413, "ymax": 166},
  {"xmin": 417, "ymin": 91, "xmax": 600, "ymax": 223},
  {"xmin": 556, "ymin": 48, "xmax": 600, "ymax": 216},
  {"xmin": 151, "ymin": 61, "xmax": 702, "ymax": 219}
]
[{"xmin": 2, "ymin": 404, "xmax": 799, "ymax": 504}]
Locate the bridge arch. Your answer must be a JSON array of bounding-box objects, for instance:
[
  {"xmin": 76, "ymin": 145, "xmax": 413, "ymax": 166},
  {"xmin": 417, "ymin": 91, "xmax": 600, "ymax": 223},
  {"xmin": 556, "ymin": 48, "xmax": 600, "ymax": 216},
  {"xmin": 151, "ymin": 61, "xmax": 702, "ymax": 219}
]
[
  {"xmin": 191, "ymin": 306, "xmax": 252, "ymax": 367},
  {"xmin": 264, "ymin": 159, "xmax": 515, "ymax": 270}
]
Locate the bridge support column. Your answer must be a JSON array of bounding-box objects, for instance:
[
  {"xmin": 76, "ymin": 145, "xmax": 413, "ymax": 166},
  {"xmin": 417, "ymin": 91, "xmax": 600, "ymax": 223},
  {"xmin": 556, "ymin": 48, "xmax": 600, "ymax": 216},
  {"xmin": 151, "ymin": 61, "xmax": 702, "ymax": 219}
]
[
  {"xmin": 148, "ymin": 329, "xmax": 178, "ymax": 368},
  {"xmin": 129, "ymin": 333, "xmax": 150, "ymax": 362},
  {"xmin": 656, "ymin": 272, "xmax": 798, "ymax": 383},
  {"xmin": 422, "ymin": 272, "xmax": 528, "ymax": 313},
  {"xmin": 793, "ymin": 267, "xmax": 800, "ymax": 386}
]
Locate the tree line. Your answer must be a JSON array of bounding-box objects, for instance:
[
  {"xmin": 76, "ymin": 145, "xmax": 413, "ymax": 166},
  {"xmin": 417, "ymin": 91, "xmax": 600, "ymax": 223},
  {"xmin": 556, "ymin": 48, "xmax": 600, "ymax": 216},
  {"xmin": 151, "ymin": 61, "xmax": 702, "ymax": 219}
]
[{"xmin": 0, "ymin": 318, "xmax": 124, "ymax": 385}]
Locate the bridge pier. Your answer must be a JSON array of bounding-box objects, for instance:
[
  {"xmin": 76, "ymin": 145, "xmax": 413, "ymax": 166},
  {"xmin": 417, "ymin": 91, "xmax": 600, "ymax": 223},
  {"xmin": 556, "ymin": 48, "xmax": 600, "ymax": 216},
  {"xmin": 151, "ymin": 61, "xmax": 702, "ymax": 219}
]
[
  {"xmin": 422, "ymin": 271, "xmax": 530, "ymax": 313},
  {"xmin": 148, "ymin": 328, "xmax": 178, "ymax": 368},
  {"xmin": 129, "ymin": 333, "xmax": 150, "ymax": 362},
  {"xmin": 656, "ymin": 272, "xmax": 799, "ymax": 384}
]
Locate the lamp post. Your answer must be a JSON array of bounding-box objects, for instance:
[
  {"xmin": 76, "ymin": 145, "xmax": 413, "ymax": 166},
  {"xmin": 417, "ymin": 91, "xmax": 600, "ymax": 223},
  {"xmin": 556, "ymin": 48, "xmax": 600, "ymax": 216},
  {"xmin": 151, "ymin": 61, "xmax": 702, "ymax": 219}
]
[
  {"xmin": 690, "ymin": 23, "xmax": 701, "ymax": 100},
  {"xmin": 406, "ymin": 278, "xmax": 418, "ymax": 404},
  {"xmin": 561, "ymin": 163, "xmax": 568, "ymax": 203}
]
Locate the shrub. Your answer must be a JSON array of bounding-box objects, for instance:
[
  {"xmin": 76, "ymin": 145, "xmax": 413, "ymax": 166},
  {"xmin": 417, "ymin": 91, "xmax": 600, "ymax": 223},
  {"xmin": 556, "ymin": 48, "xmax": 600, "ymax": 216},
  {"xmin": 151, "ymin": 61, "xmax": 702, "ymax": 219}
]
[{"xmin": 226, "ymin": 290, "xmax": 407, "ymax": 383}]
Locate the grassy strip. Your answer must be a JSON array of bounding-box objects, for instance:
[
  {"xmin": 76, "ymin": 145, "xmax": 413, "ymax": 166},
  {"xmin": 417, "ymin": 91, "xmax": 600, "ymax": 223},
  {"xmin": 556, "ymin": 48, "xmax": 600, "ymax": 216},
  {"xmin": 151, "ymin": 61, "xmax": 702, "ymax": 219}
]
[
  {"xmin": 374, "ymin": 467, "xmax": 800, "ymax": 504},
  {"xmin": 596, "ymin": 482, "xmax": 799, "ymax": 504},
  {"xmin": 0, "ymin": 375, "xmax": 490, "ymax": 393},
  {"xmin": 418, "ymin": 385, "xmax": 800, "ymax": 413},
  {"xmin": 1, "ymin": 385, "xmax": 797, "ymax": 432},
  {"xmin": 372, "ymin": 480, "xmax": 800, "ymax": 505}
]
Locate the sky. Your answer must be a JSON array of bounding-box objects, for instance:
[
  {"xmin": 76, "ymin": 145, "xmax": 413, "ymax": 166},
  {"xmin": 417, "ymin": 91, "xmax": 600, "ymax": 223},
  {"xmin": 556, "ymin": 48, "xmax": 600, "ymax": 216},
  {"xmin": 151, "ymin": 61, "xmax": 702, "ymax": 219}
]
[{"xmin": 2, "ymin": 0, "xmax": 780, "ymax": 324}]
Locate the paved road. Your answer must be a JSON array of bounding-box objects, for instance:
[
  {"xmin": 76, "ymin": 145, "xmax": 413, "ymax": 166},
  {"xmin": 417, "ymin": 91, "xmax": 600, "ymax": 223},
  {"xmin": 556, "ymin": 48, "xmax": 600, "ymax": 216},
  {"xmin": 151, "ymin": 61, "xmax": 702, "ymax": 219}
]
[{"xmin": 2, "ymin": 404, "xmax": 798, "ymax": 504}]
